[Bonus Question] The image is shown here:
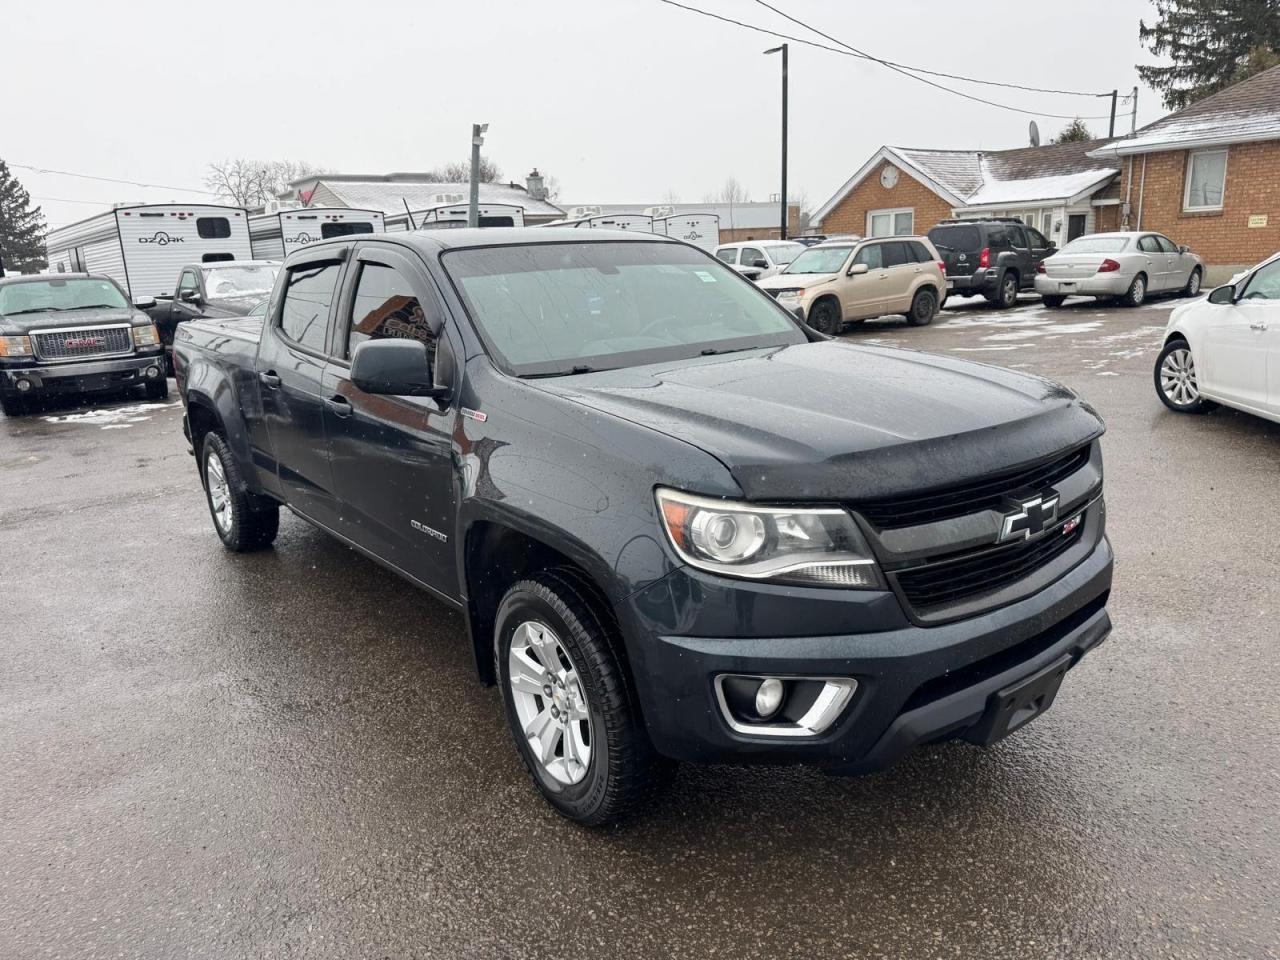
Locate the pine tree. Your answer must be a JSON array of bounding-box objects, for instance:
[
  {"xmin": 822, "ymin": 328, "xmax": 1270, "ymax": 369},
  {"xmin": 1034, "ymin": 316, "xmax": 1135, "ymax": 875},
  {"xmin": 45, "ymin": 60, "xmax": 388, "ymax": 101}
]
[
  {"xmin": 1053, "ymin": 118, "xmax": 1093, "ymax": 143},
  {"xmin": 1138, "ymin": 0, "xmax": 1280, "ymax": 110},
  {"xmin": 0, "ymin": 159, "xmax": 47, "ymax": 275}
]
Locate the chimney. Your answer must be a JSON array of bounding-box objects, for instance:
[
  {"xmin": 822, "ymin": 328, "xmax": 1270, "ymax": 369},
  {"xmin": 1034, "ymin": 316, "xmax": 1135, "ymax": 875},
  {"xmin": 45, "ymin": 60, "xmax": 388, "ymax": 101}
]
[{"xmin": 526, "ymin": 168, "xmax": 547, "ymax": 201}]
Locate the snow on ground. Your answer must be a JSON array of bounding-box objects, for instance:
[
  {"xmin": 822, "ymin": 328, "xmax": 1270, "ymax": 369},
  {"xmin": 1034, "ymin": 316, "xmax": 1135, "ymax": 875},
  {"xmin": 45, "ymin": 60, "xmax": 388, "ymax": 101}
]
[{"xmin": 43, "ymin": 401, "xmax": 177, "ymax": 429}]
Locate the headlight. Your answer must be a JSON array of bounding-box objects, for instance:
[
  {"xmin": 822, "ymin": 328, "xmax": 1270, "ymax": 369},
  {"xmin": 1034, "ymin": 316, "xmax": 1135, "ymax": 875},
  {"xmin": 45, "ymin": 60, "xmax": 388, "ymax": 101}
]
[
  {"xmin": 131, "ymin": 324, "xmax": 161, "ymax": 347},
  {"xmin": 655, "ymin": 488, "xmax": 884, "ymax": 588},
  {"xmin": 775, "ymin": 288, "xmax": 804, "ymax": 299},
  {"xmin": 0, "ymin": 335, "xmax": 33, "ymax": 357}
]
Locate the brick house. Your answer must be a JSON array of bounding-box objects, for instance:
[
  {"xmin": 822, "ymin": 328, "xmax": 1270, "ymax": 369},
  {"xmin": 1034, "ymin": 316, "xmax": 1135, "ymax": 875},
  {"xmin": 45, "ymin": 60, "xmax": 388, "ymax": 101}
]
[
  {"xmin": 812, "ymin": 140, "xmax": 1121, "ymax": 248},
  {"xmin": 1087, "ymin": 64, "xmax": 1280, "ymax": 283}
]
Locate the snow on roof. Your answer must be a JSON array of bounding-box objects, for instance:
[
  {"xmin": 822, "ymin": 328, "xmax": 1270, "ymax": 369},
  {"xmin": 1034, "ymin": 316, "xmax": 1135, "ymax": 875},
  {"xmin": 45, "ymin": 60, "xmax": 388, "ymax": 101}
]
[
  {"xmin": 306, "ymin": 178, "xmax": 564, "ymax": 217},
  {"xmin": 964, "ymin": 168, "xmax": 1117, "ymax": 206},
  {"xmin": 1089, "ymin": 64, "xmax": 1280, "ymax": 156}
]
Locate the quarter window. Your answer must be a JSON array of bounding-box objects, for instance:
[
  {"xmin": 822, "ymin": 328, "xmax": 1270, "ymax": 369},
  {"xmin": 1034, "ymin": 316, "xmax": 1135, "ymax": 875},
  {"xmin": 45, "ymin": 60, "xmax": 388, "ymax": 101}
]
[
  {"xmin": 1184, "ymin": 149, "xmax": 1227, "ymax": 211},
  {"xmin": 279, "ymin": 260, "xmax": 341, "ymax": 353},
  {"xmin": 196, "ymin": 217, "xmax": 232, "ymax": 240},
  {"xmin": 346, "ymin": 262, "xmax": 437, "ymax": 360},
  {"xmin": 907, "ymin": 240, "xmax": 933, "ymax": 263}
]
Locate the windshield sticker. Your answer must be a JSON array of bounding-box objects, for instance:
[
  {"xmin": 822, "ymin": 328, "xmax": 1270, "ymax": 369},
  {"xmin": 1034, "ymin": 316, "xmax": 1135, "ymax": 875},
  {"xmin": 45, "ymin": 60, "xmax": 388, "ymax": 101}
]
[{"xmin": 694, "ymin": 270, "xmax": 717, "ymax": 283}]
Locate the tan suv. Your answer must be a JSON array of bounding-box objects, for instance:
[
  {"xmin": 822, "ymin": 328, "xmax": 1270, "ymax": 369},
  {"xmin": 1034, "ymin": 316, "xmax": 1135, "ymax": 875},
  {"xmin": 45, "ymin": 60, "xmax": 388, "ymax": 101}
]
[{"xmin": 757, "ymin": 237, "xmax": 946, "ymax": 334}]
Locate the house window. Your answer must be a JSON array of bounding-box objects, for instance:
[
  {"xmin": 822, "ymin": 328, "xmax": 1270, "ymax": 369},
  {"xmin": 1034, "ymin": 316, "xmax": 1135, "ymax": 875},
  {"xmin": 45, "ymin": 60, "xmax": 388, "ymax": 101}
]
[
  {"xmin": 1184, "ymin": 149, "xmax": 1227, "ymax": 211},
  {"xmin": 867, "ymin": 208, "xmax": 913, "ymax": 237}
]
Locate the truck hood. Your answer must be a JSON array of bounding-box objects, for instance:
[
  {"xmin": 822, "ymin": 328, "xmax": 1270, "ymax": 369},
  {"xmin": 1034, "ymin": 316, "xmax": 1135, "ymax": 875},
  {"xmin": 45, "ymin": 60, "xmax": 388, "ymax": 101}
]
[
  {"xmin": 0, "ymin": 307, "xmax": 144, "ymax": 335},
  {"xmin": 539, "ymin": 341, "xmax": 1104, "ymax": 501},
  {"xmin": 756, "ymin": 272, "xmax": 839, "ymax": 293}
]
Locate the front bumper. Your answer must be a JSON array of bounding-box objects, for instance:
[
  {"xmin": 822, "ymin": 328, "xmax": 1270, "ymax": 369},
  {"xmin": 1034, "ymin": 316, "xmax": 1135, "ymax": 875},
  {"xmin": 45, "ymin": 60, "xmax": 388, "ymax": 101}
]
[
  {"xmin": 622, "ymin": 534, "xmax": 1113, "ymax": 771},
  {"xmin": 0, "ymin": 352, "xmax": 165, "ymax": 397},
  {"xmin": 1035, "ymin": 274, "xmax": 1131, "ymax": 298}
]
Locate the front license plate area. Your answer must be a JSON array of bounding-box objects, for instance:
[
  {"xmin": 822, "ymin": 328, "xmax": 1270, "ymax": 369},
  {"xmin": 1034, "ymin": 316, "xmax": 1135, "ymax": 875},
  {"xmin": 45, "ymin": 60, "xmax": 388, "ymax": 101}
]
[{"xmin": 964, "ymin": 654, "xmax": 1071, "ymax": 746}]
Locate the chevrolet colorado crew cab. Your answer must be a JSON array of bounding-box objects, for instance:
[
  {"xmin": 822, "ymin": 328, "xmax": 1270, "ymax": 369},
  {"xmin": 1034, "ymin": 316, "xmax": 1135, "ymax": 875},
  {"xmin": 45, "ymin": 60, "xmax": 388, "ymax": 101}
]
[
  {"xmin": 0, "ymin": 273, "xmax": 167, "ymax": 416},
  {"xmin": 174, "ymin": 228, "xmax": 1113, "ymax": 825}
]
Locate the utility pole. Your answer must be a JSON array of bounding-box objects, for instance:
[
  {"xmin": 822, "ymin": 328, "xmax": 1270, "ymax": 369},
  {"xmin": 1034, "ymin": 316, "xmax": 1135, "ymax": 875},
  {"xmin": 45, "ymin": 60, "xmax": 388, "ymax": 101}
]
[
  {"xmin": 1108, "ymin": 89, "xmax": 1118, "ymax": 138},
  {"xmin": 468, "ymin": 123, "xmax": 488, "ymax": 228},
  {"xmin": 1130, "ymin": 86, "xmax": 1138, "ymax": 134},
  {"xmin": 765, "ymin": 44, "xmax": 788, "ymax": 239}
]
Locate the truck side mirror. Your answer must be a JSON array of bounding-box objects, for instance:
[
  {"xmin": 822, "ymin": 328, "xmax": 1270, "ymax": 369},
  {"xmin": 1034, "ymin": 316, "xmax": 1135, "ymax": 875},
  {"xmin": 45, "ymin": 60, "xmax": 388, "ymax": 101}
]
[
  {"xmin": 180, "ymin": 289, "xmax": 201, "ymax": 303},
  {"xmin": 1207, "ymin": 284, "xmax": 1235, "ymax": 305},
  {"xmin": 133, "ymin": 296, "xmax": 158, "ymax": 310},
  {"xmin": 350, "ymin": 338, "xmax": 449, "ymax": 399},
  {"xmin": 752, "ymin": 259, "xmax": 769, "ymax": 269}
]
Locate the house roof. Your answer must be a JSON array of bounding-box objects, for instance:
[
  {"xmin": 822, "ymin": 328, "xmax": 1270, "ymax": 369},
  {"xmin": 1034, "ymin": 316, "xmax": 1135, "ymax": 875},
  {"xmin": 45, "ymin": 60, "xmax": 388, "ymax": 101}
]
[
  {"xmin": 293, "ymin": 175, "xmax": 564, "ymax": 218},
  {"xmin": 814, "ymin": 139, "xmax": 1120, "ymax": 224},
  {"xmin": 1089, "ymin": 64, "xmax": 1280, "ymax": 156}
]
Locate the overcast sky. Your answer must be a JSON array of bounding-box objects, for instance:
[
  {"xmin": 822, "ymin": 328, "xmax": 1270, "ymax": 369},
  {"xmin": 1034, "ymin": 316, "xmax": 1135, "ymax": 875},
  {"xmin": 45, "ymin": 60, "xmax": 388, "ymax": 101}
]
[{"xmin": 11, "ymin": 0, "xmax": 1171, "ymax": 228}]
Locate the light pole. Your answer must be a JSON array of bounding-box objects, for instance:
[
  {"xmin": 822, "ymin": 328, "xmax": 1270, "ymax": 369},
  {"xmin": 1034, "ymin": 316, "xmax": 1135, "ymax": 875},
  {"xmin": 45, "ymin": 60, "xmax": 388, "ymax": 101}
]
[
  {"xmin": 468, "ymin": 123, "xmax": 489, "ymax": 228},
  {"xmin": 764, "ymin": 43, "xmax": 788, "ymax": 239}
]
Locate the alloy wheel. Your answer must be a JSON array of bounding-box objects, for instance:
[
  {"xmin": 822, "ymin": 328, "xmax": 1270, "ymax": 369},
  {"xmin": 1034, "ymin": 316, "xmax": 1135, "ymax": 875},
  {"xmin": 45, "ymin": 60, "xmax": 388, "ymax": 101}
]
[
  {"xmin": 205, "ymin": 451, "xmax": 233, "ymax": 534},
  {"xmin": 1188, "ymin": 271, "xmax": 1201, "ymax": 296},
  {"xmin": 507, "ymin": 620, "xmax": 593, "ymax": 785},
  {"xmin": 1160, "ymin": 348, "xmax": 1199, "ymax": 406}
]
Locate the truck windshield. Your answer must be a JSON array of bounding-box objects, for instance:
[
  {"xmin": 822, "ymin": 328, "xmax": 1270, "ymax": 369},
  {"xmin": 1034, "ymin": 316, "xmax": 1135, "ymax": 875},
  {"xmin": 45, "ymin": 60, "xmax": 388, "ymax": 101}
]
[
  {"xmin": 443, "ymin": 241, "xmax": 806, "ymax": 377},
  {"xmin": 784, "ymin": 246, "xmax": 853, "ymax": 274},
  {"xmin": 765, "ymin": 243, "xmax": 804, "ymax": 264},
  {"xmin": 202, "ymin": 264, "xmax": 279, "ymax": 298},
  {"xmin": 0, "ymin": 278, "xmax": 128, "ymax": 316}
]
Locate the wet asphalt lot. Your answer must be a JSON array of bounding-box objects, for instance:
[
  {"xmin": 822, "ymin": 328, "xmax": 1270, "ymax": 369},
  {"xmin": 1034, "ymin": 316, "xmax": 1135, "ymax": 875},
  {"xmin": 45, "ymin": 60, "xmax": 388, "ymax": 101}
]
[{"xmin": 2, "ymin": 294, "xmax": 1278, "ymax": 959}]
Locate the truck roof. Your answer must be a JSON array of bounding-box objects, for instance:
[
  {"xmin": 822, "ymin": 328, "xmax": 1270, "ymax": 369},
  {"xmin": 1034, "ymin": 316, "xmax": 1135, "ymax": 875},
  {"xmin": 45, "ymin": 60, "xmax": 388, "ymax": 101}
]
[
  {"xmin": 0, "ymin": 272, "xmax": 97, "ymax": 286},
  {"xmin": 280, "ymin": 227, "xmax": 677, "ymax": 261}
]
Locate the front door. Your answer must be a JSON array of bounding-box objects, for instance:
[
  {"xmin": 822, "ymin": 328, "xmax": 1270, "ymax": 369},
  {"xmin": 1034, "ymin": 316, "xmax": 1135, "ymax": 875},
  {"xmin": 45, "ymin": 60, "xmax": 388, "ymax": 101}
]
[
  {"xmin": 844, "ymin": 241, "xmax": 890, "ymax": 319},
  {"xmin": 321, "ymin": 245, "xmax": 459, "ymax": 599},
  {"xmin": 1026, "ymin": 226, "xmax": 1054, "ymax": 277},
  {"xmin": 1232, "ymin": 259, "xmax": 1280, "ymax": 414},
  {"xmin": 1067, "ymin": 215, "xmax": 1086, "ymax": 243},
  {"xmin": 256, "ymin": 251, "xmax": 349, "ymax": 527}
]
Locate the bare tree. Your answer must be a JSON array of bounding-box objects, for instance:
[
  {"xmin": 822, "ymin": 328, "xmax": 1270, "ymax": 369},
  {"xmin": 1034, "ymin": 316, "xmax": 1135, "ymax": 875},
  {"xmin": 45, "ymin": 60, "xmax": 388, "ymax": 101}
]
[
  {"xmin": 662, "ymin": 188, "xmax": 681, "ymax": 205},
  {"xmin": 714, "ymin": 177, "xmax": 750, "ymax": 230},
  {"xmin": 427, "ymin": 157, "xmax": 503, "ymax": 183},
  {"xmin": 205, "ymin": 159, "xmax": 327, "ymax": 207},
  {"xmin": 542, "ymin": 173, "xmax": 562, "ymax": 201}
]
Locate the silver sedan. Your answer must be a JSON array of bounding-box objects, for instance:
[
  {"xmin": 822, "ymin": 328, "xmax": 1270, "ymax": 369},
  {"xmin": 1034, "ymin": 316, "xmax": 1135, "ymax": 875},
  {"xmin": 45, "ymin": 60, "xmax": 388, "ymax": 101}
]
[{"xmin": 1035, "ymin": 231, "xmax": 1204, "ymax": 307}]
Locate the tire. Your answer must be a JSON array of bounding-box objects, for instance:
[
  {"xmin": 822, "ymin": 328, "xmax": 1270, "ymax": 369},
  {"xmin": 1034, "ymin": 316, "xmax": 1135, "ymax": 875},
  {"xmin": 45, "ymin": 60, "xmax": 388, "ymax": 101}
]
[
  {"xmin": 807, "ymin": 298, "xmax": 843, "ymax": 335},
  {"xmin": 1122, "ymin": 273, "xmax": 1147, "ymax": 307},
  {"xmin": 906, "ymin": 287, "xmax": 937, "ymax": 326},
  {"xmin": 1154, "ymin": 339, "xmax": 1211, "ymax": 414},
  {"xmin": 495, "ymin": 569, "xmax": 673, "ymax": 826},
  {"xmin": 992, "ymin": 272, "xmax": 1019, "ymax": 309},
  {"xmin": 1182, "ymin": 267, "xmax": 1203, "ymax": 298},
  {"xmin": 145, "ymin": 377, "xmax": 169, "ymax": 401},
  {"xmin": 201, "ymin": 432, "xmax": 279, "ymax": 551},
  {"xmin": 1041, "ymin": 295, "xmax": 1066, "ymax": 308},
  {"xmin": 0, "ymin": 394, "xmax": 26, "ymax": 417}
]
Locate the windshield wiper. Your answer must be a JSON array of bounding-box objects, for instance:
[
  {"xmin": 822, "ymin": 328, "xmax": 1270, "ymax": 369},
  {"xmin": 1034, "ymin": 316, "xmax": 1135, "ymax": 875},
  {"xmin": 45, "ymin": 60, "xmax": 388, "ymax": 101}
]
[
  {"xmin": 64, "ymin": 304, "xmax": 122, "ymax": 310},
  {"xmin": 524, "ymin": 364, "xmax": 603, "ymax": 379},
  {"xmin": 1, "ymin": 307, "xmax": 66, "ymax": 315}
]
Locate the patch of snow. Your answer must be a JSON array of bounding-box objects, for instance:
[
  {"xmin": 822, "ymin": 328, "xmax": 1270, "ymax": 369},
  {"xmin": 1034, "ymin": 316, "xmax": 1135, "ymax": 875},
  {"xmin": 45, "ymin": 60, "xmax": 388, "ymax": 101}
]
[{"xmin": 43, "ymin": 400, "xmax": 177, "ymax": 429}]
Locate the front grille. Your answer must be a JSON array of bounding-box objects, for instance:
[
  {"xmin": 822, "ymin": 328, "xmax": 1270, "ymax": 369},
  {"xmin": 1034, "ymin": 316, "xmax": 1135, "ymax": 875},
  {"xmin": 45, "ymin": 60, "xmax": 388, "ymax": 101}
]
[
  {"xmin": 894, "ymin": 521, "xmax": 1084, "ymax": 612},
  {"xmin": 855, "ymin": 445, "xmax": 1092, "ymax": 530},
  {"xmin": 30, "ymin": 326, "xmax": 133, "ymax": 362}
]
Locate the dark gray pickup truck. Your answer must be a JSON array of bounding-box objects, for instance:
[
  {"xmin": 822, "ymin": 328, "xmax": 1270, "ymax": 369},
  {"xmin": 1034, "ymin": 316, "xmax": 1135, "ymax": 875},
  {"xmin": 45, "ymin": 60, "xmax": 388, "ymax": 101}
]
[
  {"xmin": 0, "ymin": 273, "xmax": 168, "ymax": 415},
  {"xmin": 174, "ymin": 228, "xmax": 1113, "ymax": 825},
  {"xmin": 144, "ymin": 260, "xmax": 279, "ymax": 367}
]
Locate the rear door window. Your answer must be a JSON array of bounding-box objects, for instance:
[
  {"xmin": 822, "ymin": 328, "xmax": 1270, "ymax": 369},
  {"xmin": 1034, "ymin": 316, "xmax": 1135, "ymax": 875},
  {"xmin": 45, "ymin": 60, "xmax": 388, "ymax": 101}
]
[
  {"xmin": 1138, "ymin": 235, "xmax": 1162, "ymax": 253},
  {"xmin": 881, "ymin": 242, "xmax": 912, "ymax": 268},
  {"xmin": 1007, "ymin": 225, "xmax": 1029, "ymax": 249},
  {"xmin": 279, "ymin": 260, "xmax": 342, "ymax": 353}
]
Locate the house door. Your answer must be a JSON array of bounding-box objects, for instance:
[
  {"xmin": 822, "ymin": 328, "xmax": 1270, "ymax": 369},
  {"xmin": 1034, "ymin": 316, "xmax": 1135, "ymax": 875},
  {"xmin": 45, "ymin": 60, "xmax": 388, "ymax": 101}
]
[{"xmin": 1067, "ymin": 215, "xmax": 1087, "ymax": 242}]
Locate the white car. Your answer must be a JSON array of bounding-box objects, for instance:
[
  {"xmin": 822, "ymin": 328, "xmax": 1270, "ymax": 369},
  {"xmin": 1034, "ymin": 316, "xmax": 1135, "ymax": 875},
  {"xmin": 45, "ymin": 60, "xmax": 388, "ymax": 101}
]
[
  {"xmin": 1036, "ymin": 232, "xmax": 1203, "ymax": 307},
  {"xmin": 713, "ymin": 241, "xmax": 805, "ymax": 281},
  {"xmin": 1155, "ymin": 252, "xmax": 1280, "ymax": 421}
]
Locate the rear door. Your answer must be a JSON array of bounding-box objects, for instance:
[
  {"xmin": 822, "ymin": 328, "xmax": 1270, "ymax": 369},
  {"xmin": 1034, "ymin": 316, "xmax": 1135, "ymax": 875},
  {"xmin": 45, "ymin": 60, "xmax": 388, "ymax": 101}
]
[
  {"xmin": 321, "ymin": 244, "xmax": 460, "ymax": 598},
  {"xmin": 1137, "ymin": 235, "xmax": 1167, "ymax": 290},
  {"xmin": 878, "ymin": 241, "xmax": 917, "ymax": 313},
  {"xmin": 255, "ymin": 248, "xmax": 349, "ymax": 528}
]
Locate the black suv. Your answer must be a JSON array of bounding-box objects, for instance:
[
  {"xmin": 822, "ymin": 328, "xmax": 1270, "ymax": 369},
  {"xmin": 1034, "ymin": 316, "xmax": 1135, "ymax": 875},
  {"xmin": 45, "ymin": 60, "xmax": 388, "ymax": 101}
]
[{"xmin": 927, "ymin": 218, "xmax": 1055, "ymax": 308}]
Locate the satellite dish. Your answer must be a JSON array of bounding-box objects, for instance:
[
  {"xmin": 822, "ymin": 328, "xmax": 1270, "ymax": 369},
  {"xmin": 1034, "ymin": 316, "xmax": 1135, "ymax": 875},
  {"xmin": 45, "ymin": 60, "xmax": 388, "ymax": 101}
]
[{"xmin": 1029, "ymin": 120, "xmax": 1041, "ymax": 147}]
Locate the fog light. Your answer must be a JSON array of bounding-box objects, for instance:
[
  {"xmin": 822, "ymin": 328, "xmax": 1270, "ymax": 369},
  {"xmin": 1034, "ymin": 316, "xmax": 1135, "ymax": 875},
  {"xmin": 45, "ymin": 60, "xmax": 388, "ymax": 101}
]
[
  {"xmin": 755, "ymin": 678, "xmax": 785, "ymax": 718},
  {"xmin": 145, "ymin": 365, "xmax": 160, "ymax": 379},
  {"xmin": 15, "ymin": 379, "xmax": 32, "ymax": 393}
]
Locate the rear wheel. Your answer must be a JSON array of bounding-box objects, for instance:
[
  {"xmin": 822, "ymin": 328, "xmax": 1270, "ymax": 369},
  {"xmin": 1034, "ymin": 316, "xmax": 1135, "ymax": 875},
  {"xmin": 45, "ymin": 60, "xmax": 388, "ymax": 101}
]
[
  {"xmin": 906, "ymin": 288, "xmax": 937, "ymax": 326},
  {"xmin": 807, "ymin": 298, "xmax": 843, "ymax": 335},
  {"xmin": 1123, "ymin": 273, "xmax": 1147, "ymax": 307},
  {"xmin": 992, "ymin": 272, "xmax": 1019, "ymax": 309},
  {"xmin": 495, "ymin": 570, "xmax": 673, "ymax": 826},
  {"xmin": 201, "ymin": 433, "xmax": 279, "ymax": 551},
  {"xmin": 1041, "ymin": 295, "xmax": 1066, "ymax": 308},
  {"xmin": 1182, "ymin": 267, "xmax": 1203, "ymax": 298},
  {"xmin": 1155, "ymin": 339, "xmax": 1211, "ymax": 413}
]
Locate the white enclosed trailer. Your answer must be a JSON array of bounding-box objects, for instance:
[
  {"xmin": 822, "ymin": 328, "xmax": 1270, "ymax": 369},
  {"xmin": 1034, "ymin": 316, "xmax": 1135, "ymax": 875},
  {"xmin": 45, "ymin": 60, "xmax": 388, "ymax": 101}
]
[
  {"xmin": 652, "ymin": 213, "xmax": 721, "ymax": 252},
  {"xmin": 249, "ymin": 207, "xmax": 384, "ymax": 259},
  {"xmin": 386, "ymin": 202, "xmax": 526, "ymax": 232},
  {"xmin": 585, "ymin": 214, "xmax": 653, "ymax": 232},
  {"xmin": 45, "ymin": 204, "xmax": 252, "ymax": 299}
]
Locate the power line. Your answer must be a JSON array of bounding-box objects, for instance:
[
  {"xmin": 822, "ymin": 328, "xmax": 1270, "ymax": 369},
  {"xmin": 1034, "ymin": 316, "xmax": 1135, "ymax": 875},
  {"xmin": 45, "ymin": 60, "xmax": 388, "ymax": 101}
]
[
  {"xmin": 9, "ymin": 161, "xmax": 218, "ymax": 196},
  {"xmin": 656, "ymin": 0, "xmax": 1117, "ymax": 119}
]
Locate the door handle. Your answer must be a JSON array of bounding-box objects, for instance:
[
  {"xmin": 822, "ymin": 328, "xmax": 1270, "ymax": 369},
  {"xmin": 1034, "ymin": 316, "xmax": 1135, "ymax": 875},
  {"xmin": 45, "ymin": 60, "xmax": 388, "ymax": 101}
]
[
  {"xmin": 324, "ymin": 395, "xmax": 353, "ymax": 418},
  {"xmin": 258, "ymin": 370, "xmax": 281, "ymax": 388},
  {"xmin": 1249, "ymin": 321, "xmax": 1268, "ymax": 331}
]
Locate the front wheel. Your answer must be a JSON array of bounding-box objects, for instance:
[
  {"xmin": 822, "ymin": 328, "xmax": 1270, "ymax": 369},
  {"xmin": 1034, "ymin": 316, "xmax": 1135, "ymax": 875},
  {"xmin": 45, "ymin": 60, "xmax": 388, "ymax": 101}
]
[
  {"xmin": 807, "ymin": 298, "xmax": 843, "ymax": 335},
  {"xmin": 201, "ymin": 433, "xmax": 279, "ymax": 551},
  {"xmin": 1182, "ymin": 268, "xmax": 1203, "ymax": 298},
  {"xmin": 1155, "ymin": 340, "xmax": 1211, "ymax": 413},
  {"xmin": 1123, "ymin": 273, "xmax": 1147, "ymax": 307},
  {"xmin": 906, "ymin": 288, "xmax": 937, "ymax": 326},
  {"xmin": 1041, "ymin": 294, "xmax": 1066, "ymax": 308},
  {"xmin": 495, "ymin": 570, "xmax": 672, "ymax": 826}
]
